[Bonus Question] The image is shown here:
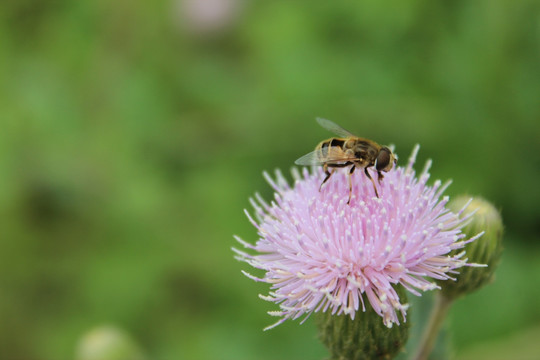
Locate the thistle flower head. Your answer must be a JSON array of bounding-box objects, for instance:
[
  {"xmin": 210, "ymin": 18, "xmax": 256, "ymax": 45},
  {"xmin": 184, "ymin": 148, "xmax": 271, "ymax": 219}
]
[{"xmin": 234, "ymin": 145, "xmax": 481, "ymax": 330}]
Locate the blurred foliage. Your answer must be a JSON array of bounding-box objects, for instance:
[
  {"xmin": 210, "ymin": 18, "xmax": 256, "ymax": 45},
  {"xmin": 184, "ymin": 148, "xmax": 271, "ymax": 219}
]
[{"xmin": 0, "ymin": 0, "xmax": 539, "ymax": 359}]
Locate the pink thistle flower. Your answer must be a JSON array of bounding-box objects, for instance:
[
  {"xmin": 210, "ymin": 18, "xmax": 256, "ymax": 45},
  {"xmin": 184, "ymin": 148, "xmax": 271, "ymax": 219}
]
[{"xmin": 233, "ymin": 145, "xmax": 482, "ymax": 330}]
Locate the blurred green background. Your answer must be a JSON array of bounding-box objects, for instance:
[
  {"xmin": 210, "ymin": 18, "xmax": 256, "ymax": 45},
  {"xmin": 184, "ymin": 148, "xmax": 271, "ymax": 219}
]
[{"xmin": 1, "ymin": 1, "xmax": 540, "ymax": 359}]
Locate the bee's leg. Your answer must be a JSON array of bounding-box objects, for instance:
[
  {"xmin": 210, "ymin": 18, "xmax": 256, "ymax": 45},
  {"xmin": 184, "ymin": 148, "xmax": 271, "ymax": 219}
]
[
  {"xmin": 377, "ymin": 171, "xmax": 384, "ymax": 183},
  {"xmin": 364, "ymin": 166, "xmax": 380, "ymax": 198},
  {"xmin": 320, "ymin": 163, "xmax": 333, "ymax": 191},
  {"xmin": 347, "ymin": 166, "xmax": 356, "ymax": 205}
]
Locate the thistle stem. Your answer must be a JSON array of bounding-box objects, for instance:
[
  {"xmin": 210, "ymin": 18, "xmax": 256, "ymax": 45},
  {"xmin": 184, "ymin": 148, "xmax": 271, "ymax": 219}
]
[{"xmin": 413, "ymin": 293, "xmax": 454, "ymax": 360}]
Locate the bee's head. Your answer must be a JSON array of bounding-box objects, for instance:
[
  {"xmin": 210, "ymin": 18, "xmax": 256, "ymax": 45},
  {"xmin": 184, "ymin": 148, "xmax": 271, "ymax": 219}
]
[{"xmin": 375, "ymin": 147, "xmax": 396, "ymax": 172}]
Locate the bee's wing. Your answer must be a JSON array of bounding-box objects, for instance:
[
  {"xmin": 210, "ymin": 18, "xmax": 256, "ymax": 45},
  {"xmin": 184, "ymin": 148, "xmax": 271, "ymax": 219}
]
[
  {"xmin": 295, "ymin": 147, "xmax": 358, "ymax": 166},
  {"xmin": 316, "ymin": 118, "xmax": 356, "ymax": 137},
  {"xmin": 294, "ymin": 150, "xmax": 325, "ymax": 166}
]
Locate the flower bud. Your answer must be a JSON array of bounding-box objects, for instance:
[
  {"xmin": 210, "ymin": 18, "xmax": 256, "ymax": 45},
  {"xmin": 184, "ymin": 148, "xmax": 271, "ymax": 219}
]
[
  {"xmin": 441, "ymin": 196, "xmax": 503, "ymax": 300},
  {"xmin": 316, "ymin": 286, "xmax": 410, "ymax": 360},
  {"xmin": 75, "ymin": 325, "xmax": 146, "ymax": 360}
]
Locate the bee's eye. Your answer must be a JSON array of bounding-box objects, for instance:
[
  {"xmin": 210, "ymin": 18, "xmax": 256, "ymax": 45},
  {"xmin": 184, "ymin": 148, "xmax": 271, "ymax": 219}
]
[{"xmin": 375, "ymin": 148, "xmax": 391, "ymax": 171}]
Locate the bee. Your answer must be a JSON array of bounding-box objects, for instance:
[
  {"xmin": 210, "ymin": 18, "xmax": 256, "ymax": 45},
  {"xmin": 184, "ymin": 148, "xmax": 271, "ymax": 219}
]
[{"xmin": 295, "ymin": 118, "xmax": 397, "ymax": 204}]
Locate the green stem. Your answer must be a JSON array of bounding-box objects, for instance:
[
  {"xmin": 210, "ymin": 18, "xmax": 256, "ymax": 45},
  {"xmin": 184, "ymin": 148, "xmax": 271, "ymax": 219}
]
[{"xmin": 413, "ymin": 293, "xmax": 454, "ymax": 360}]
